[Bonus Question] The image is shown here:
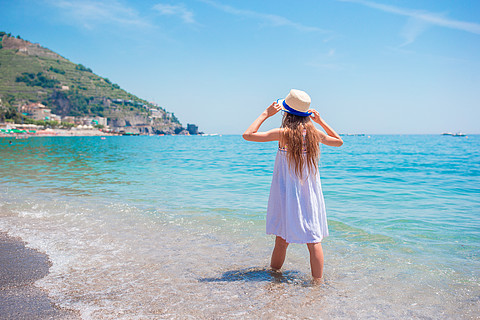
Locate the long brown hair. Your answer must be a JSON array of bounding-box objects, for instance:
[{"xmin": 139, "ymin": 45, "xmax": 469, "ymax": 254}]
[{"xmin": 280, "ymin": 113, "xmax": 321, "ymax": 178}]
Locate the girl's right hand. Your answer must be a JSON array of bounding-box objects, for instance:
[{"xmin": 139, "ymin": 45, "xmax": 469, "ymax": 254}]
[{"xmin": 265, "ymin": 102, "xmax": 282, "ymax": 117}]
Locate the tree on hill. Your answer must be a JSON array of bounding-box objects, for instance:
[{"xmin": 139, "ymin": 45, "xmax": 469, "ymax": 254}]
[
  {"xmin": 16, "ymin": 72, "xmax": 60, "ymax": 88},
  {"xmin": 75, "ymin": 64, "xmax": 92, "ymax": 73}
]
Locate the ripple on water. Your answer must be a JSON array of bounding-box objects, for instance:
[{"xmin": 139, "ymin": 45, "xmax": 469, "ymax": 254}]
[{"xmin": 0, "ymin": 135, "xmax": 479, "ymax": 318}]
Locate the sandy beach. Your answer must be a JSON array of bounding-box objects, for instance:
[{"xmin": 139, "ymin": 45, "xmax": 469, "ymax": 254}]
[
  {"xmin": 0, "ymin": 232, "xmax": 80, "ymax": 320},
  {"xmin": 46, "ymin": 128, "xmax": 116, "ymax": 137},
  {"xmin": 0, "ymin": 127, "xmax": 117, "ymax": 138}
]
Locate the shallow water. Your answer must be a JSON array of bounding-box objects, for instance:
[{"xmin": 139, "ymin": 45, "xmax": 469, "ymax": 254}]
[{"xmin": 0, "ymin": 135, "xmax": 479, "ymax": 319}]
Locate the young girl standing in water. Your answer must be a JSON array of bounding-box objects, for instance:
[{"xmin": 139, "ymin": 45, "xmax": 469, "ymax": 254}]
[{"xmin": 243, "ymin": 89, "xmax": 343, "ymax": 282}]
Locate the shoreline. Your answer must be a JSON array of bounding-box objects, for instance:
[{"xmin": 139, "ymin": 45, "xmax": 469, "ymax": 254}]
[
  {"xmin": 1, "ymin": 128, "xmax": 116, "ymax": 137},
  {"xmin": 0, "ymin": 232, "xmax": 81, "ymax": 319}
]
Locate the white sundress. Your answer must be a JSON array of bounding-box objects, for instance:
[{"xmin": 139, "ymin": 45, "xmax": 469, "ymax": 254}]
[{"xmin": 266, "ymin": 146, "xmax": 329, "ymax": 244}]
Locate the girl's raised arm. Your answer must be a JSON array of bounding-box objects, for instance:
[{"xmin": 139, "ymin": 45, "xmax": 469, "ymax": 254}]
[
  {"xmin": 243, "ymin": 102, "xmax": 282, "ymax": 142},
  {"xmin": 309, "ymin": 109, "xmax": 343, "ymax": 147}
]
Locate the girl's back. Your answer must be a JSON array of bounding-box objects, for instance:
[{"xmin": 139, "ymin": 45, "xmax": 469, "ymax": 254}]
[{"xmin": 242, "ymin": 89, "xmax": 343, "ymax": 282}]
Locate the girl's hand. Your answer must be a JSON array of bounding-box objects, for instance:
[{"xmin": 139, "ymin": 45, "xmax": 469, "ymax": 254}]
[
  {"xmin": 265, "ymin": 102, "xmax": 282, "ymax": 117},
  {"xmin": 308, "ymin": 108, "xmax": 344, "ymax": 147},
  {"xmin": 243, "ymin": 102, "xmax": 282, "ymax": 142},
  {"xmin": 309, "ymin": 109, "xmax": 323, "ymax": 124}
]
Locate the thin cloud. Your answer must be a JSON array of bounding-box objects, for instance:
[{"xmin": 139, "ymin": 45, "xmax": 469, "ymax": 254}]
[
  {"xmin": 339, "ymin": 0, "xmax": 480, "ymax": 36},
  {"xmin": 200, "ymin": 0, "xmax": 330, "ymax": 33},
  {"xmin": 399, "ymin": 17, "xmax": 430, "ymax": 46},
  {"xmin": 47, "ymin": 0, "xmax": 152, "ymax": 30},
  {"xmin": 154, "ymin": 3, "xmax": 195, "ymax": 24},
  {"xmin": 307, "ymin": 48, "xmax": 344, "ymax": 70}
]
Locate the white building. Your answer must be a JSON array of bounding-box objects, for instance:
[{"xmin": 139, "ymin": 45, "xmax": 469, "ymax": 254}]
[{"xmin": 149, "ymin": 108, "xmax": 163, "ymax": 118}]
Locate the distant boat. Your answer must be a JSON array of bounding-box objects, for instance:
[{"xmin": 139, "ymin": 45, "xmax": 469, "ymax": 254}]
[{"xmin": 442, "ymin": 132, "xmax": 467, "ymax": 137}]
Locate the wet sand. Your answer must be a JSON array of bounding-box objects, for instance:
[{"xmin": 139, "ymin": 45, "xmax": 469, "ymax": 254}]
[{"xmin": 0, "ymin": 232, "xmax": 80, "ymax": 320}]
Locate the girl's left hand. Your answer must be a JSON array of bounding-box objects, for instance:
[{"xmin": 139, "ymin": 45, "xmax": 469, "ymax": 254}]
[
  {"xmin": 308, "ymin": 109, "xmax": 323, "ymax": 124},
  {"xmin": 265, "ymin": 102, "xmax": 282, "ymax": 117}
]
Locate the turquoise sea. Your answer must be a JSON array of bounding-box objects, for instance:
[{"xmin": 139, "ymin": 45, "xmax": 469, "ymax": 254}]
[{"xmin": 1, "ymin": 134, "xmax": 479, "ymax": 319}]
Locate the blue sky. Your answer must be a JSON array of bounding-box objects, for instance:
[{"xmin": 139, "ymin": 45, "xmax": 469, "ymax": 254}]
[{"xmin": 1, "ymin": 0, "xmax": 479, "ymax": 134}]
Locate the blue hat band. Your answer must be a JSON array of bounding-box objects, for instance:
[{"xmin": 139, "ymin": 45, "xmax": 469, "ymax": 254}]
[{"xmin": 282, "ymin": 100, "xmax": 312, "ymax": 117}]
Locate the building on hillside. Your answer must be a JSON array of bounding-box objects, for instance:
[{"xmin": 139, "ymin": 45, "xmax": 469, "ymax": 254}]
[
  {"xmin": 78, "ymin": 116, "xmax": 108, "ymax": 127},
  {"xmin": 20, "ymin": 102, "xmax": 46, "ymax": 116},
  {"xmin": 49, "ymin": 114, "xmax": 62, "ymax": 122},
  {"xmin": 20, "ymin": 103, "xmax": 61, "ymax": 121},
  {"xmin": 32, "ymin": 108, "xmax": 52, "ymax": 121},
  {"xmin": 62, "ymin": 116, "xmax": 75, "ymax": 124},
  {"xmin": 94, "ymin": 116, "xmax": 107, "ymax": 127},
  {"xmin": 149, "ymin": 108, "xmax": 163, "ymax": 118}
]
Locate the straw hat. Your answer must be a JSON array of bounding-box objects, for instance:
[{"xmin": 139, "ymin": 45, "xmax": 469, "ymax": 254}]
[{"xmin": 277, "ymin": 89, "xmax": 312, "ymax": 117}]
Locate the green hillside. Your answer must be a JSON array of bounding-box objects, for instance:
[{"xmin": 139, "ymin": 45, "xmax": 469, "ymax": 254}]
[{"xmin": 0, "ymin": 32, "xmax": 184, "ymax": 134}]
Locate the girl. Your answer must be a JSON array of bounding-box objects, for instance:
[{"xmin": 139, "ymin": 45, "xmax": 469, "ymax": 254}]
[{"xmin": 243, "ymin": 89, "xmax": 343, "ymax": 282}]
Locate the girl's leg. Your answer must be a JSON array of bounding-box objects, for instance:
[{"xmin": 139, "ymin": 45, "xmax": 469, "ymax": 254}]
[
  {"xmin": 270, "ymin": 236, "xmax": 289, "ymax": 271},
  {"xmin": 307, "ymin": 242, "xmax": 324, "ymax": 281}
]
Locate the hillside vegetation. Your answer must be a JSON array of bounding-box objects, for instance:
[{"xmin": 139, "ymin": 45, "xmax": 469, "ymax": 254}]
[{"xmin": 0, "ymin": 32, "xmax": 184, "ymax": 134}]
